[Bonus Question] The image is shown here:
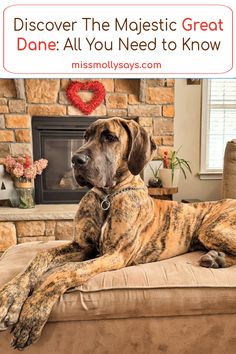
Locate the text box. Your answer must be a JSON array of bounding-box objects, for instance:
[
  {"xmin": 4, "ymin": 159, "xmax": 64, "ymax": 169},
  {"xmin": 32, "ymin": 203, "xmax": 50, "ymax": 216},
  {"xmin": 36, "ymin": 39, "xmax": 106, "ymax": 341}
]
[{"xmin": 3, "ymin": 4, "xmax": 233, "ymax": 77}]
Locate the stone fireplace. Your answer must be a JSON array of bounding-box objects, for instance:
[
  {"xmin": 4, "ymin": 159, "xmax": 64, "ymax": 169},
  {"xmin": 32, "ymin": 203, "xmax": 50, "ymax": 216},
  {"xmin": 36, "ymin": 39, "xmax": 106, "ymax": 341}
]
[
  {"xmin": 0, "ymin": 79, "xmax": 174, "ymax": 163},
  {"xmin": 0, "ymin": 78, "xmax": 174, "ymax": 251}
]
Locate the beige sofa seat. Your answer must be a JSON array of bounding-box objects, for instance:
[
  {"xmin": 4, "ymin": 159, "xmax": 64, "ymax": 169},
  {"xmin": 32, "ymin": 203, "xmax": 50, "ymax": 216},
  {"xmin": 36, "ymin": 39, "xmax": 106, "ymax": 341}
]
[{"xmin": 1, "ymin": 241, "xmax": 236, "ymax": 354}]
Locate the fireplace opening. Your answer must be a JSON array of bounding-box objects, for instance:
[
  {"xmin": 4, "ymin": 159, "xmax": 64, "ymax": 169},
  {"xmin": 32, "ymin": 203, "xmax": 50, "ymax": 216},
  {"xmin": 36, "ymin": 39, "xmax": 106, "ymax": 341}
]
[{"xmin": 32, "ymin": 116, "xmax": 97, "ymax": 204}]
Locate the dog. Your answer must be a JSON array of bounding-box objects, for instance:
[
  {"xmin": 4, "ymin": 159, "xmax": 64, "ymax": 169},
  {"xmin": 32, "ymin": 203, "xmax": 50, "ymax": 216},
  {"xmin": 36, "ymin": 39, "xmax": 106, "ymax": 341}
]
[{"xmin": 0, "ymin": 117, "xmax": 236, "ymax": 350}]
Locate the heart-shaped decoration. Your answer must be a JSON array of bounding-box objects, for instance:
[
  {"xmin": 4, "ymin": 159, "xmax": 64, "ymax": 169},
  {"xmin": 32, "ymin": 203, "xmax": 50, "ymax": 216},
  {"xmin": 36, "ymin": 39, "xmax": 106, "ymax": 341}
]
[{"xmin": 66, "ymin": 81, "xmax": 105, "ymax": 115}]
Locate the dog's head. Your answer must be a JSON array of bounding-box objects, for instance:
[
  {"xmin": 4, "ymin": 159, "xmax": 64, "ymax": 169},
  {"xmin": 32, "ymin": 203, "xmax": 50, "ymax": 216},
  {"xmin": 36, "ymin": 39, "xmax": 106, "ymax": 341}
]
[{"xmin": 72, "ymin": 117, "xmax": 156, "ymax": 189}]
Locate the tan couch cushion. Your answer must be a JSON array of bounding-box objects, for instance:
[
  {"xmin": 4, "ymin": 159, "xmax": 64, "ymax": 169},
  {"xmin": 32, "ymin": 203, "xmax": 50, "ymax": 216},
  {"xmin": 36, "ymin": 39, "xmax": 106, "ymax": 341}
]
[
  {"xmin": 1, "ymin": 241, "xmax": 236, "ymax": 322},
  {"xmin": 222, "ymin": 139, "xmax": 236, "ymax": 198}
]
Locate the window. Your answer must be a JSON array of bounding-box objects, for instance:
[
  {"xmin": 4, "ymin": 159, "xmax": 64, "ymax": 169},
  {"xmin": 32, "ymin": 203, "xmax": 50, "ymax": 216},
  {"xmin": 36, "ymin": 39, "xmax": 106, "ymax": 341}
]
[{"xmin": 200, "ymin": 79, "xmax": 236, "ymax": 179}]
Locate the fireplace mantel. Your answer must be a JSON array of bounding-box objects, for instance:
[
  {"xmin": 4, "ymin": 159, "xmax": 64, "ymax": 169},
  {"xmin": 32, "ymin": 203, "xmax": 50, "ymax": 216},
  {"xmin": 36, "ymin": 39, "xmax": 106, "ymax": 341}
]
[
  {"xmin": 0, "ymin": 204, "xmax": 78, "ymax": 221},
  {"xmin": 0, "ymin": 204, "xmax": 79, "ymax": 253}
]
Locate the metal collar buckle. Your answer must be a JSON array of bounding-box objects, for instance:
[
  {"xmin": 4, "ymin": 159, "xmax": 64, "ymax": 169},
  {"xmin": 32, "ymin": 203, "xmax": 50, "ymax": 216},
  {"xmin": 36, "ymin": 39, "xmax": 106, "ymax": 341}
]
[{"xmin": 101, "ymin": 196, "xmax": 110, "ymax": 211}]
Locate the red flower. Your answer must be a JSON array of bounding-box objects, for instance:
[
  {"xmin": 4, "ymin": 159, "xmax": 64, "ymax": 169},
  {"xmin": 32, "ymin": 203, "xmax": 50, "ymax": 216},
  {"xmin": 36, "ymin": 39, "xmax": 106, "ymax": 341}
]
[
  {"xmin": 163, "ymin": 151, "xmax": 169, "ymax": 168},
  {"xmin": 24, "ymin": 155, "xmax": 31, "ymax": 169}
]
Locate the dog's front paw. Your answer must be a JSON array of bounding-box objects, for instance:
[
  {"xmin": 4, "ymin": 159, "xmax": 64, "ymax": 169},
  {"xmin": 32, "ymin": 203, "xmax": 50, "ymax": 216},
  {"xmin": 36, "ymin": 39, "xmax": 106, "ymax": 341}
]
[
  {"xmin": 11, "ymin": 317, "xmax": 42, "ymax": 350},
  {"xmin": 11, "ymin": 298, "xmax": 49, "ymax": 350},
  {"xmin": 0, "ymin": 276, "xmax": 30, "ymax": 331},
  {"xmin": 199, "ymin": 250, "xmax": 226, "ymax": 268}
]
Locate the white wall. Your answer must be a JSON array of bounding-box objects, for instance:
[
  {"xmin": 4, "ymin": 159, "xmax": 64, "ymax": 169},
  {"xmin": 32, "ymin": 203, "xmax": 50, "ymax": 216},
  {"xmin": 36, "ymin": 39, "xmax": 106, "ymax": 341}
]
[{"xmin": 174, "ymin": 79, "xmax": 221, "ymax": 202}]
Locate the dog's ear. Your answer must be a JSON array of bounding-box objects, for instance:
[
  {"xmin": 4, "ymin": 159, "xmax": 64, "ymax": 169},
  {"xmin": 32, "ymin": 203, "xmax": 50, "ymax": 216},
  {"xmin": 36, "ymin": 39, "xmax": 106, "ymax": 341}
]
[{"xmin": 121, "ymin": 120, "xmax": 157, "ymax": 175}]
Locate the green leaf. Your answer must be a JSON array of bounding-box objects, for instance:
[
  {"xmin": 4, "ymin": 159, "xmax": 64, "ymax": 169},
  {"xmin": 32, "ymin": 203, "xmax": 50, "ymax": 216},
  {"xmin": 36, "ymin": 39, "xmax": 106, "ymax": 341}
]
[
  {"xmin": 149, "ymin": 163, "xmax": 161, "ymax": 178},
  {"xmin": 180, "ymin": 165, "xmax": 187, "ymax": 179},
  {"xmin": 181, "ymin": 160, "xmax": 192, "ymax": 173}
]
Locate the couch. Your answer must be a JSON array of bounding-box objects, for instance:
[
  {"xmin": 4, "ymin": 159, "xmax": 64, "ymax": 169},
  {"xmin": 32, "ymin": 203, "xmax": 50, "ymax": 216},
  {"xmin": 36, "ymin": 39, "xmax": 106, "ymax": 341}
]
[
  {"xmin": 1, "ymin": 241, "xmax": 236, "ymax": 354},
  {"xmin": 222, "ymin": 139, "xmax": 236, "ymax": 199}
]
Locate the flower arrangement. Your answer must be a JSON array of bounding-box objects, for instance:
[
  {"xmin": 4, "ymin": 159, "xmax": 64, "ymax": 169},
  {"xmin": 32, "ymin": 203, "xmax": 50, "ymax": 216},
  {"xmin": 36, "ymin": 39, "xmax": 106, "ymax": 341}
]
[
  {"xmin": 4, "ymin": 155, "xmax": 48, "ymax": 181},
  {"xmin": 161, "ymin": 149, "xmax": 192, "ymax": 179}
]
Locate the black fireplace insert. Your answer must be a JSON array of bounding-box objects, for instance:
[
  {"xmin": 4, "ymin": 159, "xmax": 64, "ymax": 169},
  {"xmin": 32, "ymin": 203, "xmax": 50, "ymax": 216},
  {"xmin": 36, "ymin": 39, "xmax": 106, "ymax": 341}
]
[{"xmin": 32, "ymin": 116, "xmax": 97, "ymax": 204}]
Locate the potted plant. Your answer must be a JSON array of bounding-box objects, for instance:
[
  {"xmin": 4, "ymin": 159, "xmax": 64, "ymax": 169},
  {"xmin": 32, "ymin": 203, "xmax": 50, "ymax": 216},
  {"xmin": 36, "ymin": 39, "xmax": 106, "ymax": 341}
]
[
  {"xmin": 148, "ymin": 163, "xmax": 162, "ymax": 188},
  {"xmin": 159, "ymin": 149, "xmax": 192, "ymax": 188},
  {"xmin": 3, "ymin": 155, "xmax": 48, "ymax": 208}
]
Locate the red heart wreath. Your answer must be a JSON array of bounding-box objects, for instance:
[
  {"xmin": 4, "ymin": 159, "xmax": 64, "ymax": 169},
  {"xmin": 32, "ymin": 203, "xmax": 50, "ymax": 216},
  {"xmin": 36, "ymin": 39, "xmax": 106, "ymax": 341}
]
[{"xmin": 66, "ymin": 81, "xmax": 105, "ymax": 115}]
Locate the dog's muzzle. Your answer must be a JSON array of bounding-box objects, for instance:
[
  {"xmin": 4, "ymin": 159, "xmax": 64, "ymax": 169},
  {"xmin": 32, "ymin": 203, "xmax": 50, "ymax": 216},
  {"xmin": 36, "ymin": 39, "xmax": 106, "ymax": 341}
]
[
  {"xmin": 72, "ymin": 153, "xmax": 94, "ymax": 187},
  {"xmin": 72, "ymin": 153, "xmax": 90, "ymax": 167}
]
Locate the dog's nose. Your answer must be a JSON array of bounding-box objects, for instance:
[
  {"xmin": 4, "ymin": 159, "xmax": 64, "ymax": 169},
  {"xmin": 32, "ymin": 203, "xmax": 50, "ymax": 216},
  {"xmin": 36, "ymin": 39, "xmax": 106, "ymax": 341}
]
[{"xmin": 72, "ymin": 153, "xmax": 89, "ymax": 166}]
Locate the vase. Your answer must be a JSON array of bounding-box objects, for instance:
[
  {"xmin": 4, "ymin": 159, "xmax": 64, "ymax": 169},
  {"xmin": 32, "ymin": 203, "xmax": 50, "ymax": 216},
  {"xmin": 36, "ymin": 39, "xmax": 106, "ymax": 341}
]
[
  {"xmin": 159, "ymin": 169, "xmax": 180, "ymax": 188},
  {"xmin": 15, "ymin": 179, "xmax": 35, "ymax": 209}
]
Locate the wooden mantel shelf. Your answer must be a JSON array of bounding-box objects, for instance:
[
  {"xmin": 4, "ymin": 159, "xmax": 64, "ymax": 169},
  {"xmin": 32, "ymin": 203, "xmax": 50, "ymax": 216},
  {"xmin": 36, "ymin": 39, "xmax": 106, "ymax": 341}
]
[{"xmin": 148, "ymin": 187, "xmax": 178, "ymax": 196}]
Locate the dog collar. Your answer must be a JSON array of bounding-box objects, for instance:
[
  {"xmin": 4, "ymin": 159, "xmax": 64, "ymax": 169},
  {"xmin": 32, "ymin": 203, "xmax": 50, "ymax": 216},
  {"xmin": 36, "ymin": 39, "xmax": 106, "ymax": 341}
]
[{"xmin": 100, "ymin": 187, "xmax": 146, "ymax": 211}]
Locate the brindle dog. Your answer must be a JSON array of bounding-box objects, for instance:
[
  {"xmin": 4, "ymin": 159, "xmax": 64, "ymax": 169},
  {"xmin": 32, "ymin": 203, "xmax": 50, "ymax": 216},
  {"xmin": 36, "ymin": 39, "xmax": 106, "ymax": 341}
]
[{"xmin": 1, "ymin": 117, "xmax": 236, "ymax": 350}]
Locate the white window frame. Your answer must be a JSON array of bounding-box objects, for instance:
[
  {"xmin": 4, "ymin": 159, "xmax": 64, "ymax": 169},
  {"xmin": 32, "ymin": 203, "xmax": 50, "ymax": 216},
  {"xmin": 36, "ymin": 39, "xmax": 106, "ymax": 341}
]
[{"xmin": 200, "ymin": 79, "xmax": 233, "ymax": 180}]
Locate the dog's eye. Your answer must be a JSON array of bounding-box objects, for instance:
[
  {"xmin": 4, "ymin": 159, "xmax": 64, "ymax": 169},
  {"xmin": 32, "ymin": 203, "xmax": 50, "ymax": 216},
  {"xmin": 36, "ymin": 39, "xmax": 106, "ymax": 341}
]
[
  {"xmin": 83, "ymin": 133, "xmax": 89, "ymax": 141},
  {"xmin": 103, "ymin": 133, "xmax": 118, "ymax": 143}
]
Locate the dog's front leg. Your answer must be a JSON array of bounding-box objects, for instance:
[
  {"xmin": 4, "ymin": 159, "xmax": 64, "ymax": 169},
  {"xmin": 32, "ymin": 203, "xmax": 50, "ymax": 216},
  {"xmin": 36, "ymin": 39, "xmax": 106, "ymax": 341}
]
[
  {"xmin": 11, "ymin": 252, "xmax": 126, "ymax": 350},
  {"xmin": 0, "ymin": 242, "xmax": 87, "ymax": 332},
  {"xmin": 0, "ymin": 190, "xmax": 103, "ymax": 332}
]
